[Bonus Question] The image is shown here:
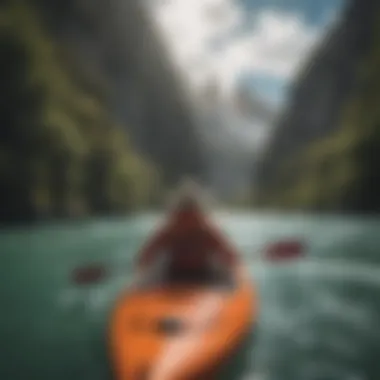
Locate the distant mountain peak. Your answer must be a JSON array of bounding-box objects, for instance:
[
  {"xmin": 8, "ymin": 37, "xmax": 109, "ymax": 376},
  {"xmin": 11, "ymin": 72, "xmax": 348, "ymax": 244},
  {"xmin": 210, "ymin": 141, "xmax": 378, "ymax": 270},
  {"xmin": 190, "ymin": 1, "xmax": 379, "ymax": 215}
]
[
  {"xmin": 232, "ymin": 86, "xmax": 275, "ymax": 122},
  {"xmin": 200, "ymin": 77, "xmax": 222, "ymax": 104}
]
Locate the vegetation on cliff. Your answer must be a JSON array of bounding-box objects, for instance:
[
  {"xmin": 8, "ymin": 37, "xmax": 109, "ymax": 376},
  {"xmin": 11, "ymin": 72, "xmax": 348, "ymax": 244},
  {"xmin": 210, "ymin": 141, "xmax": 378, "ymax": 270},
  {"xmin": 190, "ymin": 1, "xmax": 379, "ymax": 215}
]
[
  {"xmin": 253, "ymin": 3, "xmax": 380, "ymax": 213},
  {"xmin": 0, "ymin": 1, "xmax": 160, "ymax": 224}
]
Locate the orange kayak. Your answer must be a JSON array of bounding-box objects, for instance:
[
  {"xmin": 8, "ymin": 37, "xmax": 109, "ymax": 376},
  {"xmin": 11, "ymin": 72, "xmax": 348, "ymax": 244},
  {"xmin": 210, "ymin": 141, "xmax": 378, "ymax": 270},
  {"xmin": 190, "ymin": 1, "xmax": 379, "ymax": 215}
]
[{"xmin": 108, "ymin": 266, "xmax": 258, "ymax": 380}]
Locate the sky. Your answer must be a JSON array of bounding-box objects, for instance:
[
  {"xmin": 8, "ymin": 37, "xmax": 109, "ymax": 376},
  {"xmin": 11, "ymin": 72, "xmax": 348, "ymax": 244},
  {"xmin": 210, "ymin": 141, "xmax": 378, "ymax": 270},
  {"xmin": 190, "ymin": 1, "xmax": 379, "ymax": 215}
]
[{"xmin": 146, "ymin": 0, "xmax": 345, "ymax": 106}]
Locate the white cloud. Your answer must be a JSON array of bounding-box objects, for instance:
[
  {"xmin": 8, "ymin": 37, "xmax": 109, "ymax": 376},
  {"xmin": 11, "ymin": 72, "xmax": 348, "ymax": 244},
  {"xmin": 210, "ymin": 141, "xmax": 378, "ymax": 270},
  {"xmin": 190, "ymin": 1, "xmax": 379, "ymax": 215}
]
[{"xmin": 147, "ymin": 0, "xmax": 321, "ymax": 96}]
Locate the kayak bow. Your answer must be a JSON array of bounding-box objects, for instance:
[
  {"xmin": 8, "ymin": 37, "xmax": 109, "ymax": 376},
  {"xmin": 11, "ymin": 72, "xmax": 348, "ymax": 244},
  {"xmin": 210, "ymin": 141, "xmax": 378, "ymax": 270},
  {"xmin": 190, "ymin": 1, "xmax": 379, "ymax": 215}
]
[{"xmin": 108, "ymin": 265, "xmax": 258, "ymax": 380}]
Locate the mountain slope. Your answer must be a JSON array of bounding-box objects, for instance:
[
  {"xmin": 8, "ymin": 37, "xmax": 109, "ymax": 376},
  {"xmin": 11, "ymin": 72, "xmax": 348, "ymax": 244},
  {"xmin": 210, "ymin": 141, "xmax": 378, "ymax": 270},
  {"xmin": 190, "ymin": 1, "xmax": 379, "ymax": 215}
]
[
  {"xmin": 195, "ymin": 82, "xmax": 275, "ymax": 199},
  {"xmin": 252, "ymin": 0, "xmax": 380, "ymax": 212},
  {"xmin": 31, "ymin": 0, "xmax": 205, "ymax": 186},
  {"xmin": 0, "ymin": 0, "xmax": 205, "ymax": 224}
]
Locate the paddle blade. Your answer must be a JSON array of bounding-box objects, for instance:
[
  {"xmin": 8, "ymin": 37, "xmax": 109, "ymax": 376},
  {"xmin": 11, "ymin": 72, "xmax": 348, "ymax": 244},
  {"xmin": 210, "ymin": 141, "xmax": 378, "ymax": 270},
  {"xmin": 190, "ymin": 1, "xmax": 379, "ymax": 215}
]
[
  {"xmin": 264, "ymin": 239, "xmax": 305, "ymax": 262},
  {"xmin": 71, "ymin": 263, "xmax": 108, "ymax": 286}
]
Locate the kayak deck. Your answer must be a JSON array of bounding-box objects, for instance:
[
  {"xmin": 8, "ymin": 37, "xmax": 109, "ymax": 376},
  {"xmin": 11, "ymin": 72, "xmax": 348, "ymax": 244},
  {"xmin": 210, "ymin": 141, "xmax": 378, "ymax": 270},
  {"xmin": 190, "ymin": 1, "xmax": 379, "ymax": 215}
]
[{"xmin": 109, "ymin": 268, "xmax": 256, "ymax": 380}]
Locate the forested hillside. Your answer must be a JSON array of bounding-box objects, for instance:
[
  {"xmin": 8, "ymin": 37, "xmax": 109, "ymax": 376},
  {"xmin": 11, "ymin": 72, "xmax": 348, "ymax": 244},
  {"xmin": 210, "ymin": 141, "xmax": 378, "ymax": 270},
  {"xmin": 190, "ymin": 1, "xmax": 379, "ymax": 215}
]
[
  {"xmin": 253, "ymin": 0, "xmax": 380, "ymax": 213},
  {"xmin": 0, "ymin": 0, "xmax": 204, "ymax": 224}
]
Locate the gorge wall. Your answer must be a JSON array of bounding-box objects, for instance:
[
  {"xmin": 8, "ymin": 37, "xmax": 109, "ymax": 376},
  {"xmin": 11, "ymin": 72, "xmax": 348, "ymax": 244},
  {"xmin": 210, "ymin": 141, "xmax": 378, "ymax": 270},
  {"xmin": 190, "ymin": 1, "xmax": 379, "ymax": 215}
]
[{"xmin": 253, "ymin": 0, "xmax": 380, "ymax": 213}]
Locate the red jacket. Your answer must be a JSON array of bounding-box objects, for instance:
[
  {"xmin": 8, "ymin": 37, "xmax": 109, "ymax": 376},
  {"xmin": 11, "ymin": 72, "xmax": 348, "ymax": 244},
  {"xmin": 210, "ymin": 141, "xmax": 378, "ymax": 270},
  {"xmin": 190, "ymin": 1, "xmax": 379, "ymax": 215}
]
[{"xmin": 136, "ymin": 211, "xmax": 238, "ymax": 270}]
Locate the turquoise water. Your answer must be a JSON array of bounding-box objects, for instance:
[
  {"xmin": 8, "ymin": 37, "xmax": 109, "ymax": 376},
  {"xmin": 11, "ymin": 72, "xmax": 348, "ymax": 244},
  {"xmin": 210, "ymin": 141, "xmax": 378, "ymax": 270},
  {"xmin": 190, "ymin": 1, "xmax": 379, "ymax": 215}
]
[{"xmin": 1, "ymin": 213, "xmax": 380, "ymax": 380}]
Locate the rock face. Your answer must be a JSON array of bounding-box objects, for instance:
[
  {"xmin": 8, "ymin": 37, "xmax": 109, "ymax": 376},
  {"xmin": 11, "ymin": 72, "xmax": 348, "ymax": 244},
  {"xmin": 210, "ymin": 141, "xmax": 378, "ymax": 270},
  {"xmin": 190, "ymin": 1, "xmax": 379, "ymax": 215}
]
[
  {"xmin": 253, "ymin": 0, "xmax": 380, "ymax": 212},
  {"xmin": 195, "ymin": 81, "xmax": 275, "ymax": 199},
  {"xmin": 233, "ymin": 87, "xmax": 274, "ymax": 124},
  {"xmin": 32, "ymin": 0, "xmax": 205, "ymax": 186},
  {"xmin": 0, "ymin": 0, "xmax": 207, "ymax": 225}
]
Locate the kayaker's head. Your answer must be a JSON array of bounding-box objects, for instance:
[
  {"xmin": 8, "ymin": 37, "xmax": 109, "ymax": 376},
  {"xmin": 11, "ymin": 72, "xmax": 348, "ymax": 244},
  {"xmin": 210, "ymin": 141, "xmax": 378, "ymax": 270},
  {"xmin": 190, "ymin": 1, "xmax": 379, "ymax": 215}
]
[{"xmin": 168, "ymin": 178, "xmax": 208, "ymax": 229}]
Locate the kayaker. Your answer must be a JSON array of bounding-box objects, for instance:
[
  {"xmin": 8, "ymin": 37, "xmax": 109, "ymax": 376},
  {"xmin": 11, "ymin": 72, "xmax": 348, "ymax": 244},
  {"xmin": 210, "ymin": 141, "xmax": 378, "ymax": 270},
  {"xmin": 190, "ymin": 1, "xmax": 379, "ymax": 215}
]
[{"xmin": 136, "ymin": 181, "xmax": 238, "ymax": 284}]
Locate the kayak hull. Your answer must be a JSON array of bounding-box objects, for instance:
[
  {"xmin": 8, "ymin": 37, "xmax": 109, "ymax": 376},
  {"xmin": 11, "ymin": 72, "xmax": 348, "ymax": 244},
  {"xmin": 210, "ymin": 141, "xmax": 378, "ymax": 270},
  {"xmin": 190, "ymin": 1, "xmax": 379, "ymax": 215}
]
[{"xmin": 108, "ymin": 266, "xmax": 258, "ymax": 380}]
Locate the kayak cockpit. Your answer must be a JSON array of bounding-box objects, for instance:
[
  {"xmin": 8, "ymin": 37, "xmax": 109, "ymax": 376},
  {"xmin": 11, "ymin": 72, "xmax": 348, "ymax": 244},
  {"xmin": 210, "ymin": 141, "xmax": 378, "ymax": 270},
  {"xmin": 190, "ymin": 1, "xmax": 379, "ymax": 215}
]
[{"xmin": 135, "ymin": 269, "xmax": 236, "ymax": 292}]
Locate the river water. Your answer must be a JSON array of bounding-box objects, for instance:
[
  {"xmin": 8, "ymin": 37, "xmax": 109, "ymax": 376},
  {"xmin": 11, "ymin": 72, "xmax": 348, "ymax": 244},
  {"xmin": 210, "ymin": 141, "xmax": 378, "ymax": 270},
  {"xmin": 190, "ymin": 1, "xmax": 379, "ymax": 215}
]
[{"xmin": 1, "ymin": 213, "xmax": 380, "ymax": 380}]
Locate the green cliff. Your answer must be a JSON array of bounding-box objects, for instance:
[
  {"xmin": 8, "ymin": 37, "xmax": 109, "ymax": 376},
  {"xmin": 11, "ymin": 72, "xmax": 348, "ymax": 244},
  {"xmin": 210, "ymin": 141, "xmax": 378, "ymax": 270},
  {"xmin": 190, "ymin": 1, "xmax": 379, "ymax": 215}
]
[
  {"xmin": 253, "ymin": 0, "xmax": 380, "ymax": 213},
  {"xmin": 0, "ymin": 1, "xmax": 159, "ymax": 224},
  {"xmin": 30, "ymin": 0, "xmax": 205, "ymax": 187}
]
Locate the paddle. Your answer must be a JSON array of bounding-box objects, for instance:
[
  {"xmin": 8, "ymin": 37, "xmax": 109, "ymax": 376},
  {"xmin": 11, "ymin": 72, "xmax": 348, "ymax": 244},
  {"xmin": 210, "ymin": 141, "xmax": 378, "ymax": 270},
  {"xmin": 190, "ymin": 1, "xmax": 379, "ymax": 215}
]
[
  {"xmin": 70, "ymin": 261, "xmax": 147, "ymax": 288},
  {"xmin": 263, "ymin": 239, "xmax": 306, "ymax": 262},
  {"xmin": 71, "ymin": 263, "xmax": 109, "ymax": 286},
  {"xmin": 70, "ymin": 249, "xmax": 170, "ymax": 288},
  {"xmin": 70, "ymin": 238, "xmax": 305, "ymax": 286}
]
